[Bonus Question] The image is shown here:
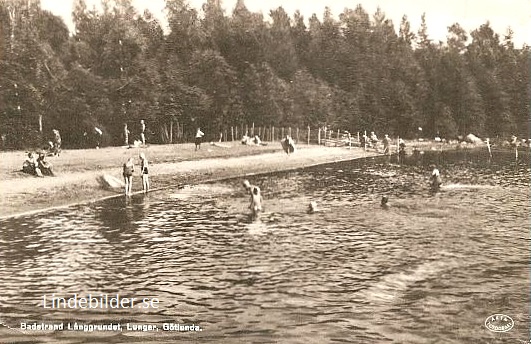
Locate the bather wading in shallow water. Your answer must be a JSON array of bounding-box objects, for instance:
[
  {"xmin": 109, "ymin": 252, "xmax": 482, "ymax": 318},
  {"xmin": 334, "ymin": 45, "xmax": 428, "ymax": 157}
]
[
  {"xmin": 380, "ymin": 195, "xmax": 390, "ymax": 209},
  {"xmin": 242, "ymin": 179, "xmax": 263, "ymax": 218},
  {"xmin": 430, "ymin": 166, "xmax": 442, "ymax": 192}
]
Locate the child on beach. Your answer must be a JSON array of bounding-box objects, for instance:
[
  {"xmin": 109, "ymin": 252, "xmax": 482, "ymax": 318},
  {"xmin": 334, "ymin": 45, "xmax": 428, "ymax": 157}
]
[
  {"xmin": 123, "ymin": 157, "xmax": 135, "ymax": 196},
  {"xmin": 139, "ymin": 153, "xmax": 150, "ymax": 193}
]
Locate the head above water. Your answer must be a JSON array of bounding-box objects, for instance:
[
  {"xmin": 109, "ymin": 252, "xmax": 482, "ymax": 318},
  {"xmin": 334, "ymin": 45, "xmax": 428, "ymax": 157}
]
[
  {"xmin": 381, "ymin": 196, "xmax": 388, "ymax": 205},
  {"xmin": 252, "ymin": 186, "xmax": 260, "ymax": 195}
]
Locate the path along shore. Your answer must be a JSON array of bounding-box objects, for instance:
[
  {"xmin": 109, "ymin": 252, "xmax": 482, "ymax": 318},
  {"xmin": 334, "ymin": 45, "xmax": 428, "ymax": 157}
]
[{"xmin": 1, "ymin": 143, "xmax": 384, "ymax": 218}]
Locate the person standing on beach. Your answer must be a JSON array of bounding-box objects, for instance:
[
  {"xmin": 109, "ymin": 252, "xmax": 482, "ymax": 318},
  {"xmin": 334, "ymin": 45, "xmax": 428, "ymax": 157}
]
[
  {"xmin": 52, "ymin": 129, "xmax": 61, "ymax": 156},
  {"xmin": 140, "ymin": 120, "xmax": 146, "ymax": 145},
  {"xmin": 382, "ymin": 134, "xmax": 390, "ymax": 155},
  {"xmin": 139, "ymin": 152, "xmax": 150, "ymax": 193},
  {"xmin": 195, "ymin": 128, "xmax": 205, "ymax": 151},
  {"xmin": 124, "ymin": 123, "xmax": 130, "ymax": 146},
  {"xmin": 123, "ymin": 157, "xmax": 135, "ymax": 196}
]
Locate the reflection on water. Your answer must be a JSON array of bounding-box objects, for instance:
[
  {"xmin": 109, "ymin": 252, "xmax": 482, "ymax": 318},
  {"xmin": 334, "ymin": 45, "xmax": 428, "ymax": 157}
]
[{"xmin": 0, "ymin": 149, "xmax": 529, "ymax": 343}]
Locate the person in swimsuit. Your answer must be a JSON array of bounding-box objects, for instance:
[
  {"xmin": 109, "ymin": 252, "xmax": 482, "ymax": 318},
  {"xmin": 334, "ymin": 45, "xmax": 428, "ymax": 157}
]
[
  {"xmin": 380, "ymin": 195, "xmax": 390, "ymax": 209},
  {"xmin": 243, "ymin": 179, "xmax": 263, "ymax": 217},
  {"xmin": 250, "ymin": 186, "xmax": 263, "ymax": 216},
  {"xmin": 139, "ymin": 153, "xmax": 150, "ymax": 193},
  {"xmin": 140, "ymin": 120, "xmax": 146, "ymax": 145},
  {"xmin": 123, "ymin": 157, "xmax": 135, "ymax": 196},
  {"xmin": 430, "ymin": 167, "xmax": 442, "ymax": 191},
  {"xmin": 139, "ymin": 153, "xmax": 149, "ymax": 193}
]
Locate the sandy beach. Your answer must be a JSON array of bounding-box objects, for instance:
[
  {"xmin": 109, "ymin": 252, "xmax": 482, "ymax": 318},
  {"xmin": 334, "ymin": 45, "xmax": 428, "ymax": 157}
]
[{"xmin": 0, "ymin": 142, "xmax": 381, "ymax": 218}]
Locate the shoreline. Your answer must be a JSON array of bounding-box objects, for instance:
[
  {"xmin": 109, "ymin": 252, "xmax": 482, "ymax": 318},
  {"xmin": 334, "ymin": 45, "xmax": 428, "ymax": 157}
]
[
  {"xmin": 0, "ymin": 144, "xmax": 380, "ymax": 219},
  {"xmin": 0, "ymin": 149, "xmax": 379, "ymax": 220},
  {"xmin": 0, "ymin": 140, "xmax": 496, "ymax": 219}
]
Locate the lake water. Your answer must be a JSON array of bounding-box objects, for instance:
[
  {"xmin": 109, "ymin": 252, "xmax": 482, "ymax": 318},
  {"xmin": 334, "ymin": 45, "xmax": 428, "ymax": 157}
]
[{"xmin": 0, "ymin": 149, "xmax": 529, "ymax": 343}]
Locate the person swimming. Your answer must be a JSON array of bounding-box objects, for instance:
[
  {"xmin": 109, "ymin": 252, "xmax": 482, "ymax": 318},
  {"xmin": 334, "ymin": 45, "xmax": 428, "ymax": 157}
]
[
  {"xmin": 243, "ymin": 179, "xmax": 262, "ymax": 216},
  {"xmin": 431, "ymin": 167, "xmax": 442, "ymax": 191},
  {"xmin": 380, "ymin": 195, "xmax": 390, "ymax": 209},
  {"xmin": 250, "ymin": 186, "xmax": 263, "ymax": 216},
  {"xmin": 308, "ymin": 201, "xmax": 319, "ymax": 214}
]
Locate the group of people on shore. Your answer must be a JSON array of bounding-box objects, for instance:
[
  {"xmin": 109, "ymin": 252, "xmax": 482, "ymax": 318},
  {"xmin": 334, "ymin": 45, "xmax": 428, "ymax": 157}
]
[
  {"xmin": 22, "ymin": 151, "xmax": 54, "ymax": 177},
  {"xmin": 124, "ymin": 120, "xmax": 148, "ymax": 148},
  {"xmin": 122, "ymin": 153, "xmax": 150, "ymax": 196}
]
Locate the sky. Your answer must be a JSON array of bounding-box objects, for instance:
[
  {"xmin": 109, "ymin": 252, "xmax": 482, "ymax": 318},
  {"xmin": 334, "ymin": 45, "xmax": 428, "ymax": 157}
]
[{"xmin": 41, "ymin": 0, "xmax": 531, "ymax": 47}]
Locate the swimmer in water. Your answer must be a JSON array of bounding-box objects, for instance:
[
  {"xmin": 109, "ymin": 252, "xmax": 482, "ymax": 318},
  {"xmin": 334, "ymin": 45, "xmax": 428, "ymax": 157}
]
[
  {"xmin": 250, "ymin": 186, "xmax": 263, "ymax": 216},
  {"xmin": 431, "ymin": 167, "xmax": 442, "ymax": 191},
  {"xmin": 243, "ymin": 179, "xmax": 262, "ymax": 216},
  {"xmin": 308, "ymin": 201, "xmax": 319, "ymax": 214},
  {"xmin": 380, "ymin": 195, "xmax": 390, "ymax": 209}
]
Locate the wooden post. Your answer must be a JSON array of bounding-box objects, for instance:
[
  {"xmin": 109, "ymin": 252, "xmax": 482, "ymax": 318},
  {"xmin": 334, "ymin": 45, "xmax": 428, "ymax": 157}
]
[
  {"xmin": 272, "ymin": 126, "xmax": 275, "ymax": 141},
  {"xmin": 169, "ymin": 119, "xmax": 173, "ymax": 143},
  {"xmin": 296, "ymin": 127, "xmax": 299, "ymax": 142},
  {"xmin": 357, "ymin": 131, "xmax": 360, "ymax": 143},
  {"xmin": 281, "ymin": 127, "xmax": 285, "ymax": 139},
  {"xmin": 364, "ymin": 130, "xmax": 367, "ymax": 151},
  {"xmin": 307, "ymin": 126, "xmax": 310, "ymax": 145},
  {"xmin": 224, "ymin": 129, "xmax": 228, "ymax": 142},
  {"xmin": 245, "ymin": 124, "xmax": 248, "ymax": 136},
  {"xmin": 486, "ymin": 138, "xmax": 492, "ymax": 158},
  {"xmin": 288, "ymin": 127, "xmax": 292, "ymax": 137},
  {"xmin": 235, "ymin": 126, "xmax": 239, "ymax": 141},
  {"xmin": 38, "ymin": 114, "xmax": 43, "ymax": 133},
  {"xmin": 337, "ymin": 129, "xmax": 340, "ymax": 139},
  {"xmin": 397, "ymin": 136, "xmax": 400, "ymax": 154},
  {"xmin": 252, "ymin": 122, "xmax": 255, "ymax": 136},
  {"xmin": 231, "ymin": 127, "xmax": 234, "ymax": 141},
  {"xmin": 318, "ymin": 128, "xmax": 321, "ymax": 145}
]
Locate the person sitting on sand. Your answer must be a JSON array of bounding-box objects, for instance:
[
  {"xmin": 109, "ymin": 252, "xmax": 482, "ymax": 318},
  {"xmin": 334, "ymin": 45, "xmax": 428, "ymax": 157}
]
[
  {"xmin": 431, "ymin": 167, "xmax": 442, "ymax": 191},
  {"xmin": 281, "ymin": 135, "xmax": 296, "ymax": 155},
  {"xmin": 370, "ymin": 131, "xmax": 379, "ymax": 146},
  {"xmin": 139, "ymin": 153, "xmax": 150, "ymax": 193},
  {"xmin": 22, "ymin": 152, "xmax": 42, "ymax": 176},
  {"xmin": 37, "ymin": 152, "xmax": 54, "ymax": 176},
  {"xmin": 123, "ymin": 157, "xmax": 135, "ymax": 196},
  {"xmin": 380, "ymin": 196, "xmax": 390, "ymax": 209}
]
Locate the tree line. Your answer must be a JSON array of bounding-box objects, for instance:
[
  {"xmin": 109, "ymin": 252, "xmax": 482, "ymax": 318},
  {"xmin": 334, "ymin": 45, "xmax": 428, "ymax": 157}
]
[{"xmin": 0, "ymin": 0, "xmax": 529, "ymax": 149}]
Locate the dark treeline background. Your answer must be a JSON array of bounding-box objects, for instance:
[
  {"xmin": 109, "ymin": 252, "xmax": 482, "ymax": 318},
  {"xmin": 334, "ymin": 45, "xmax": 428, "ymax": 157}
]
[{"xmin": 0, "ymin": 0, "xmax": 529, "ymax": 149}]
